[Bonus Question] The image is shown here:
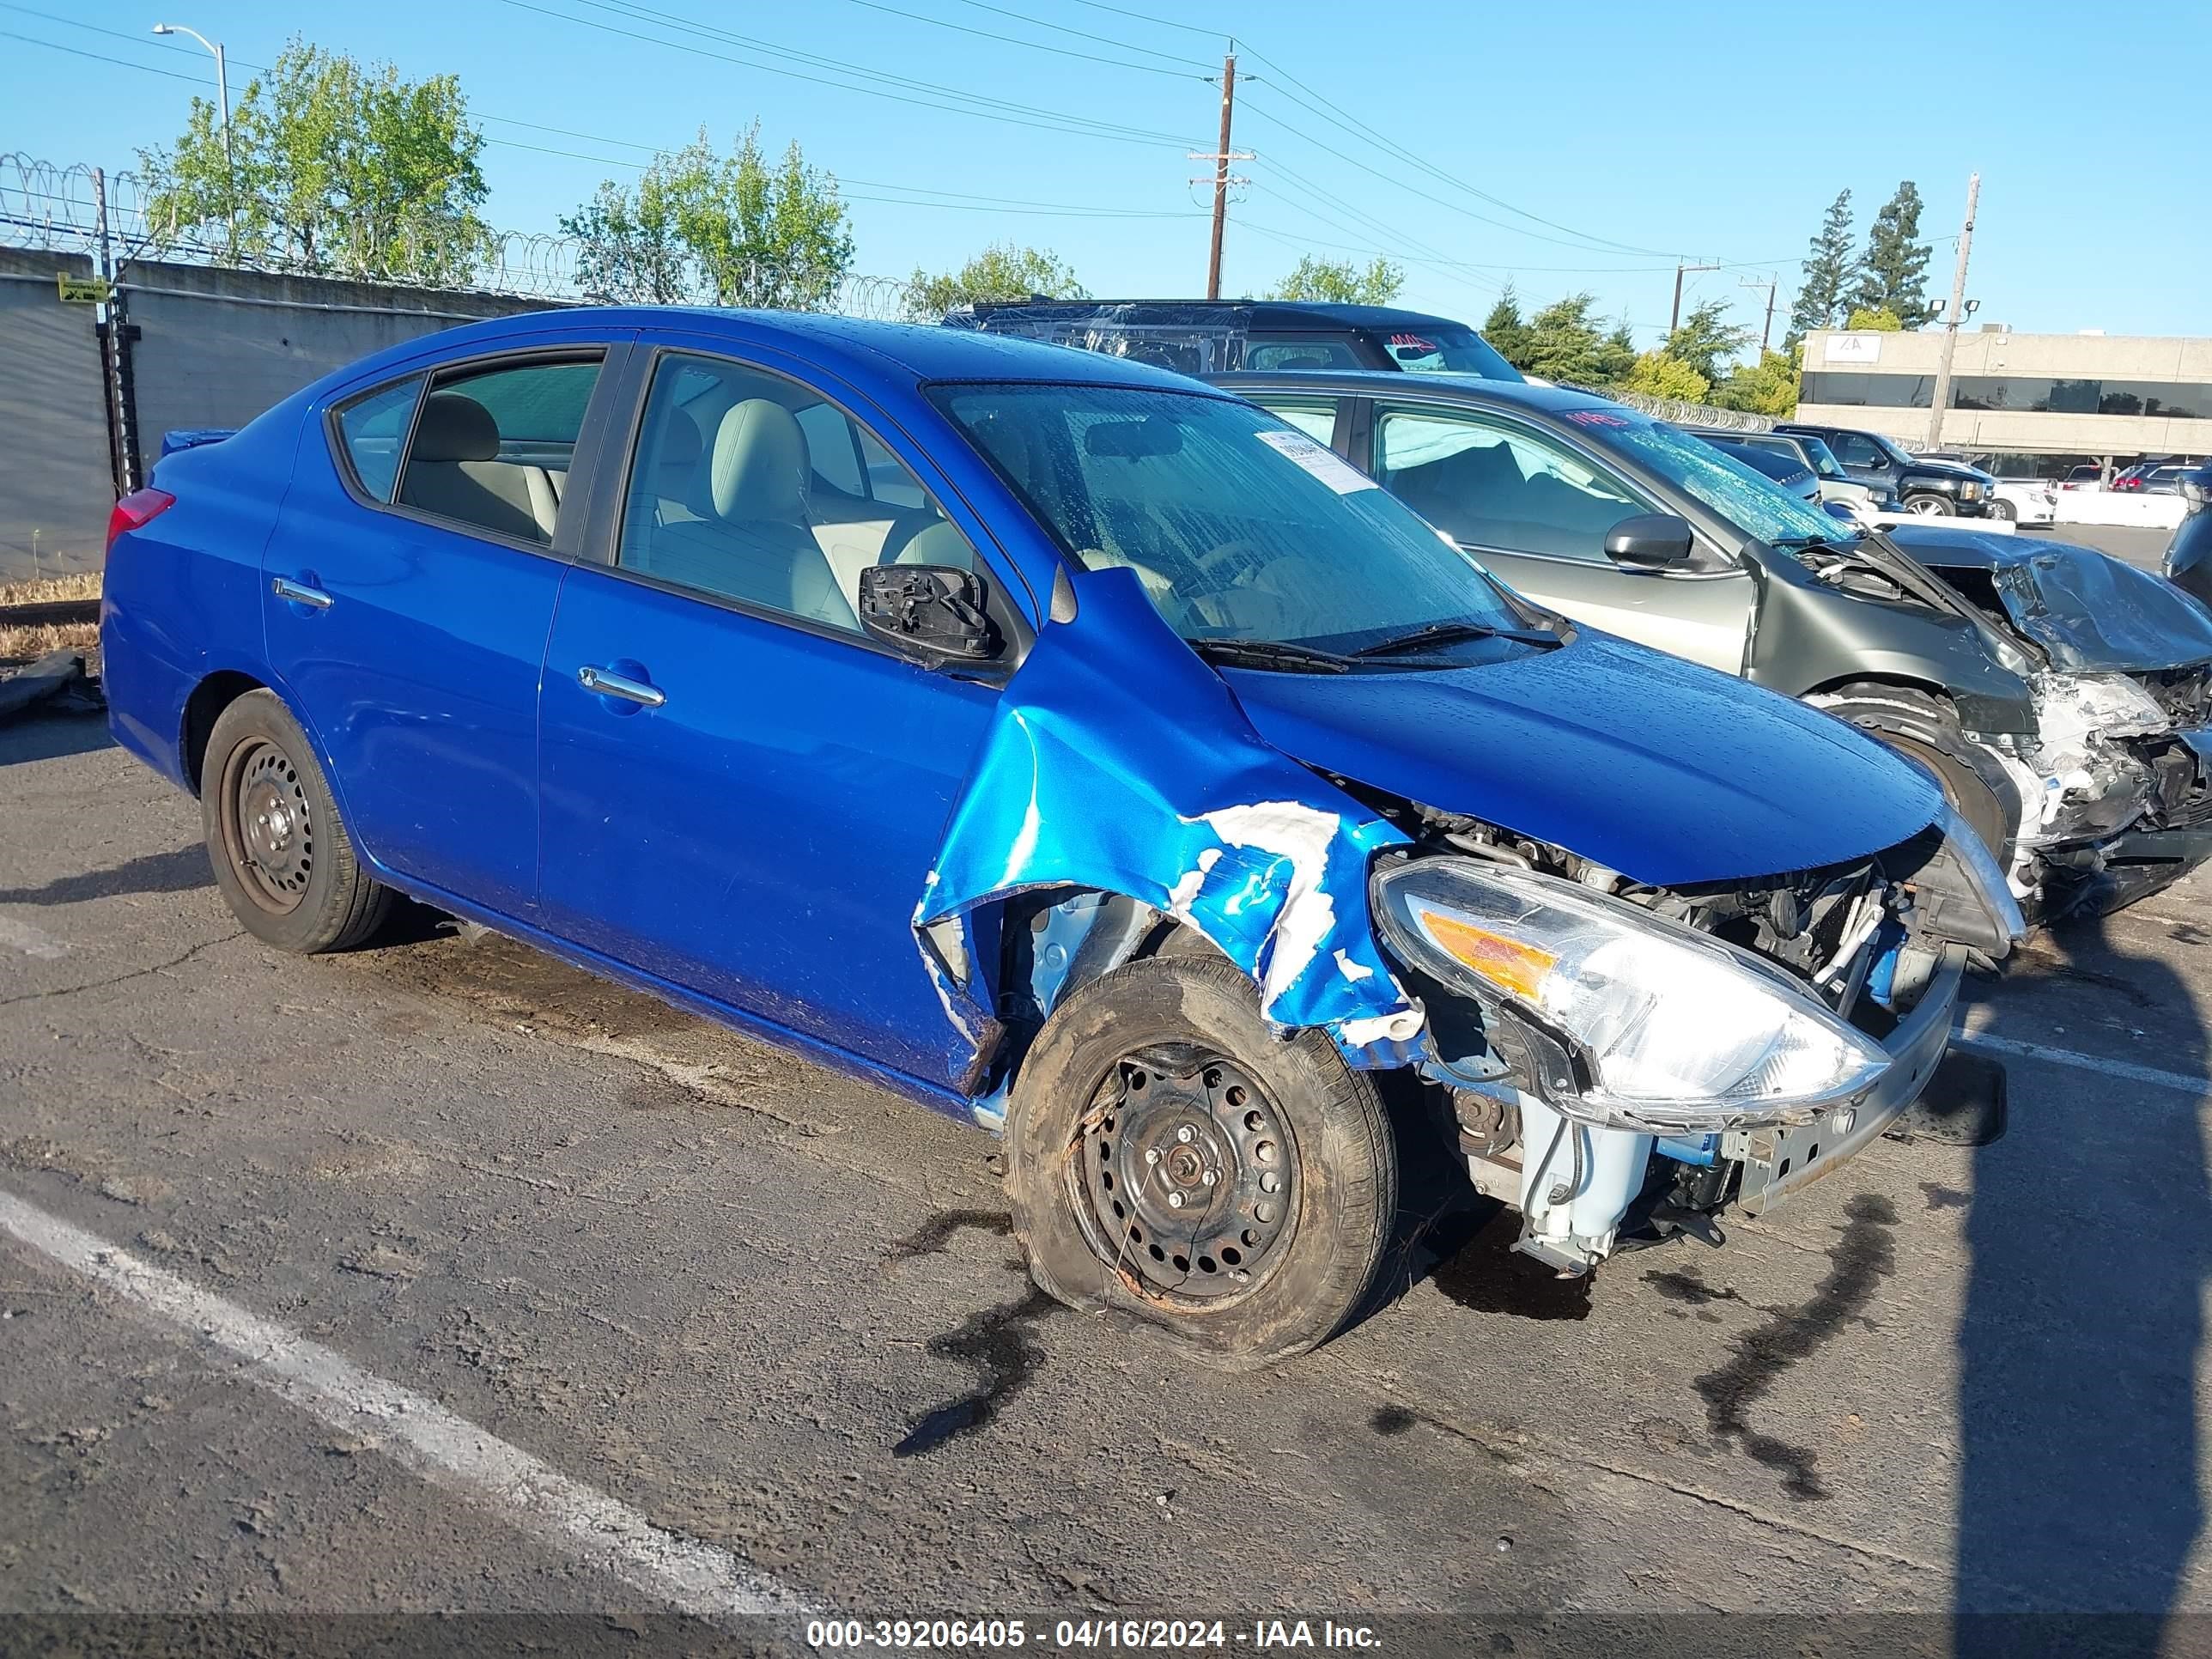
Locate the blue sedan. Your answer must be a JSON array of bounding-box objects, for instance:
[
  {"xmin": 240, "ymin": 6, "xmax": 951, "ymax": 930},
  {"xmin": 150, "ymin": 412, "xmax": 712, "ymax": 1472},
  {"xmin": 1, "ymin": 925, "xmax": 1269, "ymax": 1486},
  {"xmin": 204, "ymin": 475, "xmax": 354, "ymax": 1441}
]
[{"xmin": 102, "ymin": 308, "xmax": 2018, "ymax": 1363}]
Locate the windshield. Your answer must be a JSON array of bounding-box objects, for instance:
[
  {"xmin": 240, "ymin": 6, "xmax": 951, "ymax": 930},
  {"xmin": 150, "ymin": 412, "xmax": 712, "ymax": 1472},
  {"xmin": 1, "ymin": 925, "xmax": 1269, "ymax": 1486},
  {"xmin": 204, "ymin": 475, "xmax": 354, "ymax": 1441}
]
[
  {"xmin": 1873, "ymin": 433, "xmax": 1920, "ymax": 469},
  {"xmin": 933, "ymin": 382, "xmax": 1528, "ymax": 653},
  {"xmin": 1574, "ymin": 407, "xmax": 1844, "ymax": 546},
  {"xmin": 1370, "ymin": 325, "xmax": 1523, "ymax": 381}
]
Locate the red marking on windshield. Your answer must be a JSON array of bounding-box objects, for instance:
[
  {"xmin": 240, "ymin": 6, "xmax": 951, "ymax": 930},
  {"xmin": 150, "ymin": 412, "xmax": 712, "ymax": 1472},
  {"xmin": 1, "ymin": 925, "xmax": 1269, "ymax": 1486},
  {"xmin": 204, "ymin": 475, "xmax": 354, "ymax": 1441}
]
[
  {"xmin": 1389, "ymin": 334, "xmax": 1437, "ymax": 351},
  {"xmin": 1564, "ymin": 410, "xmax": 1629, "ymax": 427}
]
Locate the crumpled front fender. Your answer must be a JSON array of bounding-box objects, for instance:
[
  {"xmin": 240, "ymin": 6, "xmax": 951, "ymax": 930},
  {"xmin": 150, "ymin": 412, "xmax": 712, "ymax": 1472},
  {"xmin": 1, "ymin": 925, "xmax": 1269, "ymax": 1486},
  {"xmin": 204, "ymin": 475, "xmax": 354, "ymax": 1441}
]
[{"xmin": 914, "ymin": 566, "xmax": 1428, "ymax": 1087}]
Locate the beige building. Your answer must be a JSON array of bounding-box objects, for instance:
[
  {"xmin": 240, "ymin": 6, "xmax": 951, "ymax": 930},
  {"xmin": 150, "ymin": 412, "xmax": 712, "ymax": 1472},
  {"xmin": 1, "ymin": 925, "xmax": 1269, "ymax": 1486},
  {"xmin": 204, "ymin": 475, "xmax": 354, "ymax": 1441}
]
[{"xmin": 1796, "ymin": 327, "xmax": 2212, "ymax": 470}]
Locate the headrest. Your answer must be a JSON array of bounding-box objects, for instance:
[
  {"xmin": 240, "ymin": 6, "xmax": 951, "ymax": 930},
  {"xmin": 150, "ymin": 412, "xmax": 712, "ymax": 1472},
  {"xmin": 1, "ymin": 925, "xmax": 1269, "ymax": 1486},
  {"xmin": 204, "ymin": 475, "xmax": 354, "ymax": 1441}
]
[
  {"xmin": 411, "ymin": 393, "xmax": 501, "ymax": 462},
  {"xmin": 708, "ymin": 398, "xmax": 809, "ymax": 522},
  {"xmin": 657, "ymin": 409, "xmax": 703, "ymax": 472}
]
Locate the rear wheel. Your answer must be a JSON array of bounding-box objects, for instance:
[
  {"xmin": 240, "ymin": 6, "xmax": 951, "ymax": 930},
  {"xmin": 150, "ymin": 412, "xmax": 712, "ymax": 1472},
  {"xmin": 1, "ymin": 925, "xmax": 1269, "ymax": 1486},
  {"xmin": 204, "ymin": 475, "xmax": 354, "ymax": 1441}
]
[
  {"xmin": 1903, "ymin": 493, "xmax": 1956, "ymax": 516},
  {"xmin": 1004, "ymin": 955, "xmax": 1395, "ymax": 1369},
  {"xmin": 202, "ymin": 690, "xmax": 392, "ymax": 953},
  {"xmin": 1809, "ymin": 684, "xmax": 2014, "ymax": 858}
]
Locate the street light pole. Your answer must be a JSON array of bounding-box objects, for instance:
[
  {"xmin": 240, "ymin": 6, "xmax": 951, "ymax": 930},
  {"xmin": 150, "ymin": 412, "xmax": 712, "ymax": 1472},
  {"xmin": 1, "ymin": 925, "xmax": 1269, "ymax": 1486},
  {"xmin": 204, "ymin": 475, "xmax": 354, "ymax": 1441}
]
[{"xmin": 152, "ymin": 21, "xmax": 234, "ymax": 258}]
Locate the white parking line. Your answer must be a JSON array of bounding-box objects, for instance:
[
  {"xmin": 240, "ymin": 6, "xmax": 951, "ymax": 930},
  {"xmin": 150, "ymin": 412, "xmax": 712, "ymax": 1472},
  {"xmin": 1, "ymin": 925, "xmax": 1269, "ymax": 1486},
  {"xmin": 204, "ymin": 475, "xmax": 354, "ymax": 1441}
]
[
  {"xmin": 1953, "ymin": 1023, "xmax": 2208, "ymax": 1096},
  {"xmin": 0, "ymin": 916, "xmax": 67, "ymax": 958},
  {"xmin": 0, "ymin": 1190, "xmax": 818, "ymax": 1623}
]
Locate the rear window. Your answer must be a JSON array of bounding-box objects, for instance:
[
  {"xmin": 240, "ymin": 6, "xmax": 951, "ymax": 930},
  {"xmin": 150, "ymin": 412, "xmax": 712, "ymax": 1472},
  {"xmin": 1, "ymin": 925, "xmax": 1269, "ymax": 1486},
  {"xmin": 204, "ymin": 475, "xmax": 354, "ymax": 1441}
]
[{"xmin": 334, "ymin": 375, "xmax": 425, "ymax": 503}]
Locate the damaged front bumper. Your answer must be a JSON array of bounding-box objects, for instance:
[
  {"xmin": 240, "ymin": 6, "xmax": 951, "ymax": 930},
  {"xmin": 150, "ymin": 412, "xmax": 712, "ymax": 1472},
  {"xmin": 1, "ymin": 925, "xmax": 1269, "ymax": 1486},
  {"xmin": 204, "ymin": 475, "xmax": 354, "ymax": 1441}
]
[
  {"xmin": 1728, "ymin": 945, "xmax": 1964, "ymax": 1216},
  {"xmin": 1988, "ymin": 676, "xmax": 2212, "ymax": 913}
]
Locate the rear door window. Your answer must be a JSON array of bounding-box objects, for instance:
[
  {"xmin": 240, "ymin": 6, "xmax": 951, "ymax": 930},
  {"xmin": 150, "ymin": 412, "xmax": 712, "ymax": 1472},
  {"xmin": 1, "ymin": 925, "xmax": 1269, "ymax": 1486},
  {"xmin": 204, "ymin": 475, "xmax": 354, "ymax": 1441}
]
[
  {"xmin": 1243, "ymin": 336, "xmax": 1362, "ymax": 371},
  {"xmin": 334, "ymin": 375, "xmax": 425, "ymax": 503},
  {"xmin": 394, "ymin": 357, "xmax": 603, "ymax": 546}
]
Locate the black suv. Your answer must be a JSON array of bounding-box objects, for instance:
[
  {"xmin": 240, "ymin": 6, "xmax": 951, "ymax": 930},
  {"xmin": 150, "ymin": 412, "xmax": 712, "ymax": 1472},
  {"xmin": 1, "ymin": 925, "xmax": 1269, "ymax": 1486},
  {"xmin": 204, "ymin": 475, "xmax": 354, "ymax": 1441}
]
[
  {"xmin": 945, "ymin": 298, "xmax": 1522, "ymax": 382},
  {"xmin": 1776, "ymin": 422, "xmax": 1997, "ymax": 518}
]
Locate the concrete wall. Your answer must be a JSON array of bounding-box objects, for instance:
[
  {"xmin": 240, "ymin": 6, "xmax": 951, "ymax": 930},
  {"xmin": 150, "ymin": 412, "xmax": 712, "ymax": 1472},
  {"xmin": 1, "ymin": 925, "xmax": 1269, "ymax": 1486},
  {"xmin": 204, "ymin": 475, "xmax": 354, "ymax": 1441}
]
[
  {"xmin": 1799, "ymin": 327, "xmax": 2212, "ymax": 457},
  {"xmin": 0, "ymin": 248, "xmax": 116, "ymax": 580},
  {"xmin": 119, "ymin": 261, "xmax": 556, "ymax": 457}
]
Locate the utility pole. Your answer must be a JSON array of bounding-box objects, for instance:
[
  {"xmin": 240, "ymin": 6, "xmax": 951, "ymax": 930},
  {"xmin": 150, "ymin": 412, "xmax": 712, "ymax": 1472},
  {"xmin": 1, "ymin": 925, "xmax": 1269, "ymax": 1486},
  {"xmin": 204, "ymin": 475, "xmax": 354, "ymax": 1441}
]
[
  {"xmin": 1669, "ymin": 260, "xmax": 1720, "ymax": 335},
  {"xmin": 1925, "ymin": 171, "xmax": 1981, "ymax": 452},
  {"xmin": 1198, "ymin": 48, "xmax": 1243, "ymax": 300},
  {"xmin": 1740, "ymin": 274, "xmax": 1779, "ymax": 353}
]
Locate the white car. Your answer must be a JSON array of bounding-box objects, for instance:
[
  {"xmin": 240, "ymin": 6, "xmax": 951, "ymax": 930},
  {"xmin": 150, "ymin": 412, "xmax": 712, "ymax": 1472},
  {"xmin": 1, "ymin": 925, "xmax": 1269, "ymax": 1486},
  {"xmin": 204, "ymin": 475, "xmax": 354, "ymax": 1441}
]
[{"xmin": 1990, "ymin": 479, "xmax": 2057, "ymax": 525}]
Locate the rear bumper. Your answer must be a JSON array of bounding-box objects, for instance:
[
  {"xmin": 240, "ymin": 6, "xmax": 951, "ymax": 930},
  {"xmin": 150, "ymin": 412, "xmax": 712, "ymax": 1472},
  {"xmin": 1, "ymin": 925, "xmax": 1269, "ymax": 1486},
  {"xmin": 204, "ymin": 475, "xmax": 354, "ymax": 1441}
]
[{"xmin": 1726, "ymin": 945, "xmax": 1967, "ymax": 1218}]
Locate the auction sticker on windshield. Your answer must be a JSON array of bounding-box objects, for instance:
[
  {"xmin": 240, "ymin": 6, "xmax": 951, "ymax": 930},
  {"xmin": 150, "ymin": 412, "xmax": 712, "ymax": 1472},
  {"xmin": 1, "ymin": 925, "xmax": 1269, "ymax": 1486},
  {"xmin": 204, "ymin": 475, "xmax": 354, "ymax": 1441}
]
[{"xmin": 1255, "ymin": 428, "xmax": 1377, "ymax": 494}]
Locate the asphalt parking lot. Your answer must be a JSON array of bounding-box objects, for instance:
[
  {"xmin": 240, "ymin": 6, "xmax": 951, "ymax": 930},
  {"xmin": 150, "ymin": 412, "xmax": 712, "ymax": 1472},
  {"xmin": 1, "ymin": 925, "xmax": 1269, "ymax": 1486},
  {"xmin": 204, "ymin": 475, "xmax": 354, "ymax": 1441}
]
[{"xmin": 3, "ymin": 702, "xmax": 2210, "ymax": 1644}]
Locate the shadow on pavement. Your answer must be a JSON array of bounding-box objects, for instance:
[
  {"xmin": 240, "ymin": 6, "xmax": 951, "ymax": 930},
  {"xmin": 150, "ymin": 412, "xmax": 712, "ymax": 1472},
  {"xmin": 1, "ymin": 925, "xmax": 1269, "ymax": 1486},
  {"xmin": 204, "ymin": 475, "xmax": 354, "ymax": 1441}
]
[
  {"xmin": 0, "ymin": 709, "xmax": 113, "ymax": 768},
  {"xmin": 1955, "ymin": 907, "xmax": 2207, "ymax": 1654}
]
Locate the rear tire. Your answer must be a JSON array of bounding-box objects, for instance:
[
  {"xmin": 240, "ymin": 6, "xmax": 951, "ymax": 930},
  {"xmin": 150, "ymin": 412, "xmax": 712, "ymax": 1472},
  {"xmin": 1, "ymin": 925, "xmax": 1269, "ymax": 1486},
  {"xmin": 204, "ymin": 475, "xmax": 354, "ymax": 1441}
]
[
  {"xmin": 1004, "ymin": 956, "xmax": 1395, "ymax": 1369},
  {"xmin": 1809, "ymin": 683, "xmax": 2014, "ymax": 858},
  {"xmin": 202, "ymin": 690, "xmax": 392, "ymax": 954}
]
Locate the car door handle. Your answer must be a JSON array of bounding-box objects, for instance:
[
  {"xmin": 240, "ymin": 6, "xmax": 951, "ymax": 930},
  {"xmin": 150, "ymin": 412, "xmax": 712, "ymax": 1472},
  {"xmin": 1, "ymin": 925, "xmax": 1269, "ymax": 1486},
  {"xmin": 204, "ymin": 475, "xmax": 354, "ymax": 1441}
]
[
  {"xmin": 271, "ymin": 576, "xmax": 331, "ymax": 609},
  {"xmin": 577, "ymin": 664, "xmax": 666, "ymax": 708}
]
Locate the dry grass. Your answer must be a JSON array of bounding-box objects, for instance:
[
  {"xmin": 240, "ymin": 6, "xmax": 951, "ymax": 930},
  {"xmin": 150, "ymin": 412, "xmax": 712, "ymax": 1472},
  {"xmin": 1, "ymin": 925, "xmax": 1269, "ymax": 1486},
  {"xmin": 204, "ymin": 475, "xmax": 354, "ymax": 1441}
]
[
  {"xmin": 0, "ymin": 571, "xmax": 101, "ymax": 660},
  {"xmin": 0, "ymin": 570, "xmax": 101, "ymax": 608}
]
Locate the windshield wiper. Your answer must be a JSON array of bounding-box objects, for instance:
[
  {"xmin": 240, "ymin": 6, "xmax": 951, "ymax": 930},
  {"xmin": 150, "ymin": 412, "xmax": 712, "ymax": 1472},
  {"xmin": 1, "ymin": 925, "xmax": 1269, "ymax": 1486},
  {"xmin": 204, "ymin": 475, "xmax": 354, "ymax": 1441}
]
[
  {"xmin": 1188, "ymin": 636, "xmax": 1354, "ymax": 674},
  {"xmin": 1350, "ymin": 618, "xmax": 1560, "ymax": 658}
]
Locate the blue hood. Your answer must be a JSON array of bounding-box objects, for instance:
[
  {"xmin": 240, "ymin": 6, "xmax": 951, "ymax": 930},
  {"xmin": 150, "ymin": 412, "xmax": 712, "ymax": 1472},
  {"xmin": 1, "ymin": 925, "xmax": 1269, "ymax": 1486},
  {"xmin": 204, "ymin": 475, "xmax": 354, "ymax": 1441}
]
[{"xmin": 1224, "ymin": 630, "xmax": 1943, "ymax": 888}]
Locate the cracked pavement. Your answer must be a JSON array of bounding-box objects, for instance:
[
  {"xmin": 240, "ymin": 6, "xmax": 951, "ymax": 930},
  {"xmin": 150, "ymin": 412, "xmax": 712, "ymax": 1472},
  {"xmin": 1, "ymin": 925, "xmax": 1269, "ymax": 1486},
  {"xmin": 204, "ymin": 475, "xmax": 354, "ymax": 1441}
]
[{"xmin": 3, "ymin": 706, "xmax": 2210, "ymax": 1631}]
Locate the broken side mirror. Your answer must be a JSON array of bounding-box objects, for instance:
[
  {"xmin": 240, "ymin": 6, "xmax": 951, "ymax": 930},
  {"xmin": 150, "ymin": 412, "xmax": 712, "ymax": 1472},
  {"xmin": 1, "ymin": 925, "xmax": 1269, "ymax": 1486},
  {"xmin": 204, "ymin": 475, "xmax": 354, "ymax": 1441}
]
[
  {"xmin": 1603, "ymin": 513, "xmax": 1696, "ymax": 573},
  {"xmin": 858, "ymin": 563, "xmax": 999, "ymax": 662}
]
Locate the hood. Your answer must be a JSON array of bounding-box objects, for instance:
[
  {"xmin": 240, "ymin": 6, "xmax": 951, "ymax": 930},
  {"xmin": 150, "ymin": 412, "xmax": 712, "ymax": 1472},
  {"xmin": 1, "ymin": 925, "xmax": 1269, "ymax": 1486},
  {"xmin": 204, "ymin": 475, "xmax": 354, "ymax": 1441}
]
[
  {"xmin": 1885, "ymin": 526, "xmax": 2212, "ymax": 672},
  {"xmin": 1223, "ymin": 630, "xmax": 1942, "ymax": 889},
  {"xmin": 1909, "ymin": 459, "xmax": 1996, "ymax": 485}
]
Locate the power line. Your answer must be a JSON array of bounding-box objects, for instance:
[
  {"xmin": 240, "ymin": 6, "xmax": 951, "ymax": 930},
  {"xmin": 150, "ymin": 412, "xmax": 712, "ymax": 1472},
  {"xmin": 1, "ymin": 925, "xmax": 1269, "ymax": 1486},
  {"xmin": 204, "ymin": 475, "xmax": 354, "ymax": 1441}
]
[
  {"xmin": 1054, "ymin": 0, "xmax": 1226, "ymax": 40},
  {"xmin": 829, "ymin": 0, "xmax": 1208, "ymax": 78},
  {"xmin": 0, "ymin": 26, "xmax": 217, "ymax": 85},
  {"xmin": 946, "ymin": 0, "xmax": 1214, "ymax": 67},
  {"xmin": 498, "ymin": 0, "xmax": 1203, "ymax": 149},
  {"xmin": 1235, "ymin": 40, "xmax": 1679, "ymax": 259}
]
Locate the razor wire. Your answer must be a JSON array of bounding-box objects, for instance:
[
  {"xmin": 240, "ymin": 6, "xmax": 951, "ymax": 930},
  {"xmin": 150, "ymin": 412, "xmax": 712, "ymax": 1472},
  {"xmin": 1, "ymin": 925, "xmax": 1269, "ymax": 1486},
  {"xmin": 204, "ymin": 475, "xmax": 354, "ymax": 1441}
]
[{"xmin": 3, "ymin": 152, "xmax": 915, "ymax": 315}]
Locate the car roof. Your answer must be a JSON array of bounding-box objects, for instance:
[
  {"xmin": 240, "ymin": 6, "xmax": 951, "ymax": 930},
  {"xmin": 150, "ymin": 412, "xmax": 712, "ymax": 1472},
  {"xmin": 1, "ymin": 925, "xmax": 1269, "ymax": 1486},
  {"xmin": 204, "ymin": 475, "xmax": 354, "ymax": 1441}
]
[
  {"xmin": 327, "ymin": 305, "xmax": 1225, "ymax": 398},
  {"xmin": 955, "ymin": 298, "xmax": 1471, "ymax": 332},
  {"xmin": 1204, "ymin": 367, "xmax": 1618, "ymax": 414}
]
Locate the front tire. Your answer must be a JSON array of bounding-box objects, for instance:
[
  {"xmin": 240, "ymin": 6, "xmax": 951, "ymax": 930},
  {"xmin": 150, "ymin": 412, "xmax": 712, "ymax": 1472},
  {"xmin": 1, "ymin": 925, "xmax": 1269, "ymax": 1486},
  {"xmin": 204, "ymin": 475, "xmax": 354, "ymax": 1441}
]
[
  {"xmin": 1987, "ymin": 497, "xmax": 2017, "ymax": 522},
  {"xmin": 1004, "ymin": 956, "xmax": 1395, "ymax": 1369},
  {"xmin": 202, "ymin": 690, "xmax": 392, "ymax": 953},
  {"xmin": 1904, "ymin": 492, "xmax": 1956, "ymax": 516}
]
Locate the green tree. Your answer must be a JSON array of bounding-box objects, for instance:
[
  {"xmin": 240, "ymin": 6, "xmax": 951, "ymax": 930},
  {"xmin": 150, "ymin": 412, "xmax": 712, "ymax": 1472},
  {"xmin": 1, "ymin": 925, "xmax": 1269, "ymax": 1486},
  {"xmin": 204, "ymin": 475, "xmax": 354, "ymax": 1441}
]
[
  {"xmin": 1268, "ymin": 254, "xmax": 1405, "ymax": 305},
  {"xmin": 1662, "ymin": 298, "xmax": 1754, "ymax": 386},
  {"xmin": 1481, "ymin": 285, "xmax": 1534, "ymax": 370},
  {"xmin": 562, "ymin": 124, "xmax": 854, "ymax": 309},
  {"xmin": 1844, "ymin": 304, "xmax": 1904, "ymax": 331},
  {"xmin": 137, "ymin": 40, "xmax": 490, "ymax": 284},
  {"xmin": 903, "ymin": 241, "xmax": 1085, "ymax": 319},
  {"xmin": 1625, "ymin": 351, "xmax": 1710, "ymax": 404},
  {"xmin": 1713, "ymin": 349, "xmax": 1802, "ymax": 417},
  {"xmin": 1785, "ymin": 188, "xmax": 1854, "ymax": 344},
  {"xmin": 1852, "ymin": 181, "xmax": 1935, "ymax": 327},
  {"xmin": 1519, "ymin": 294, "xmax": 1636, "ymax": 386}
]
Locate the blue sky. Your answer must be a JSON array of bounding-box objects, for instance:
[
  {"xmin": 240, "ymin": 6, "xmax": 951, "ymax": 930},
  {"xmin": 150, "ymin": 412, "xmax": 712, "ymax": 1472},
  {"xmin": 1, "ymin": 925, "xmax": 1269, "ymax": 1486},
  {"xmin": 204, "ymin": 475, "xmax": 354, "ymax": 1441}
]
[{"xmin": 3, "ymin": 0, "xmax": 2205, "ymax": 353}]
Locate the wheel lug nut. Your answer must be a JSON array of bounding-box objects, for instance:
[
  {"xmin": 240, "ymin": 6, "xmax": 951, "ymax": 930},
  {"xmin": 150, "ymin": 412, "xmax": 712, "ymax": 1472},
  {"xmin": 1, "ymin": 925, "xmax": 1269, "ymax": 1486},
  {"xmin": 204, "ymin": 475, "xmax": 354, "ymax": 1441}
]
[
  {"xmin": 1167, "ymin": 1191, "xmax": 1185, "ymax": 1208},
  {"xmin": 1145, "ymin": 1148, "xmax": 1160, "ymax": 1165},
  {"xmin": 1176, "ymin": 1126, "xmax": 1194, "ymax": 1144},
  {"xmin": 1201, "ymin": 1170, "xmax": 1218, "ymax": 1186}
]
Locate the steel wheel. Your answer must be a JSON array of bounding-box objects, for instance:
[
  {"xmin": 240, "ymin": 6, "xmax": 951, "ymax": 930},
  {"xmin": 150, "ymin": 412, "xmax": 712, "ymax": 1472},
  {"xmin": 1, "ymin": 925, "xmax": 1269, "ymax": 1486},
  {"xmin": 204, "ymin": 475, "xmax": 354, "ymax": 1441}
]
[
  {"xmin": 1067, "ymin": 1045, "xmax": 1297, "ymax": 1304},
  {"xmin": 218, "ymin": 737, "xmax": 314, "ymax": 914}
]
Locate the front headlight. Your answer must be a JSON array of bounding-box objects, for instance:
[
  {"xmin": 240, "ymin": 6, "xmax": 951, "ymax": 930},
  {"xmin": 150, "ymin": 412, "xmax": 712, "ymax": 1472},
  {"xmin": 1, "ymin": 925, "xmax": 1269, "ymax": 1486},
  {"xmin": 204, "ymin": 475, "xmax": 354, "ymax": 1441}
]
[
  {"xmin": 1371, "ymin": 859, "xmax": 1889, "ymax": 1132},
  {"xmin": 2039, "ymin": 673, "xmax": 2168, "ymax": 741}
]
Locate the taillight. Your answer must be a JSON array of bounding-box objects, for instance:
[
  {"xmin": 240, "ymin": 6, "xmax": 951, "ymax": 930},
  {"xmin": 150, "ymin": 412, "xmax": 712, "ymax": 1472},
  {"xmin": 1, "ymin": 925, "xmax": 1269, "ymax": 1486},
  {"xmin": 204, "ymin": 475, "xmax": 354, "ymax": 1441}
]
[{"xmin": 106, "ymin": 487, "xmax": 175, "ymax": 558}]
